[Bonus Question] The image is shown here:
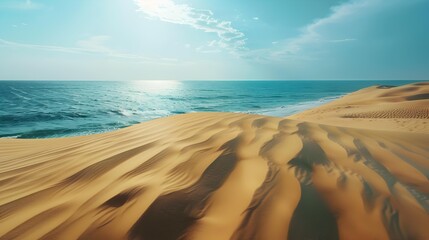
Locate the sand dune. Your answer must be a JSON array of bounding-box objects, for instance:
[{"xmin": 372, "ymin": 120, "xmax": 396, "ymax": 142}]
[
  {"xmin": 289, "ymin": 82, "xmax": 429, "ymax": 133},
  {"xmin": 0, "ymin": 83, "xmax": 428, "ymax": 240}
]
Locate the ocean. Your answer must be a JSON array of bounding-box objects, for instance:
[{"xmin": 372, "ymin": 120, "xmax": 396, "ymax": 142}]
[{"xmin": 0, "ymin": 80, "xmax": 417, "ymax": 139}]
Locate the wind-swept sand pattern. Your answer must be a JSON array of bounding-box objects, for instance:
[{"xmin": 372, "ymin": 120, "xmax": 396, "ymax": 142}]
[
  {"xmin": 289, "ymin": 82, "xmax": 429, "ymax": 133},
  {"xmin": 0, "ymin": 82, "xmax": 428, "ymax": 240}
]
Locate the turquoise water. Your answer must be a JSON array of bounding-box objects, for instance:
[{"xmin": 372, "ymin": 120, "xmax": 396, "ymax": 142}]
[{"xmin": 0, "ymin": 80, "xmax": 417, "ymax": 139}]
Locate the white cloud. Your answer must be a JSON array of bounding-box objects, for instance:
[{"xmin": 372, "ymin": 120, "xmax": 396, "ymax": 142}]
[
  {"xmin": 255, "ymin": 0, "xmax": 425, "ymax": 63},
  {"xmin": 253, "ymin": 17, "xmax": 259, "ymax": 21},
  {"xmin": 0, "ymin": 38, "xmax": 84, "ymax": 54},
  {"xmin": 11, "ymin": 22, "xmax": 29, "ymax": 28},
  {"xmin": 196, "ymin": 40, "xmax": 222, "ymax": 53},
  {"xmin": 240, "ymin": 0, "xmax": 429, "ymax": 79},
  {"xmin": 0, "ymin": 36, "xmax": 176, "ymax": 64},
  {"xmin": 329, "ymin": 38, "xmax": 357, "ymax": 43},
  {"xmin": 235, "ymin": 0, "xmax": 394, "ymax": 64},
  {"xmin": 269, "ymin": 0, "xmax": 374, "ymax": 59},
  {"xmin": 134, "ymin": 0, "xmax": 246, "ymax": 54}
]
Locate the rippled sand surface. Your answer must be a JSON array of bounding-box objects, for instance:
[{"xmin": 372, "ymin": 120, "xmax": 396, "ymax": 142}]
[{"xmin": 0, "ymin": 82, "xmax": 428, "ymax": 240}]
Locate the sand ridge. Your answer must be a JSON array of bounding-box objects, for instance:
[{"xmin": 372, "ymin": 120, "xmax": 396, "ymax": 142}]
[
  {"xmin": 288, "ymin": 82, "xmax": 429, "ymax": 133},
  {"xmin": 0, "ymin": 82, "xmax": 428, "ymax": 240}
]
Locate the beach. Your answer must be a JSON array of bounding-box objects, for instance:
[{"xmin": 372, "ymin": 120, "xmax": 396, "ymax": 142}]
[
  {"xmin": 0, "ymin": 82, "xmax": 428, "ymax": 240},
  {"xmin": 0, "ymin": 80, "xmax": 415, "ymax": 139}
]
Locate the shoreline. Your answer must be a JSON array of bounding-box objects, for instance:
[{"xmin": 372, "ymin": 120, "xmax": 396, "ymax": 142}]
[
  {"xmin": 0, "ymin": 82, "xmax": 428, "ymax": 239},
  {"xmin": 0, "ymin": 94, "xmax": 344, "ymax": 140},
  {"xmin": 0, "ymin": 80, "xmax": 421, "ymax": 140}
]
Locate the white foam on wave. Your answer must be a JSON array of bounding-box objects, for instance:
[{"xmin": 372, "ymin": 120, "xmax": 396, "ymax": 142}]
[
  {"xmin": 246, "ymin": 95, "xmax": 342, "ymax": 117},
  {"xmin": 119, "ymin": 109, "xmax": 133, "ymax": 117},
  {"xmin": 0, "ymin": 135, "xmax": 20, "ymax": 139}
]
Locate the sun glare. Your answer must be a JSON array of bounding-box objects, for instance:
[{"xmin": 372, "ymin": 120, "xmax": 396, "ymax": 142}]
[{"xmin": 131, "ymin": 80, "xmax": 182, "ymax": 93}]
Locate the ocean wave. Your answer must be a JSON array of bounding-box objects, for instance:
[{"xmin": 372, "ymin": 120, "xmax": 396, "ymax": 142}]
[
  {"xmin": 0, "ymin": 128, "xmax": 77, "ymax": 139},
  {"xmin": 0, "ymin": 111, "xmax": 92, "ymax": 123},
  {"xmin": 0, "ymin": 80, "xmax": 416, "ymax": 139},
  {"xmin": 247, "ymin": 95, "xmax": 342, "ymax": 117},
  {"xmin": 0, "ymin": 126, "xmax": 127, "ymax": 139},
  {"xmin": 171, "ymin": 110, "xmax": 187, "ymax": 114},
  {"xmin": 0, "ymin": 135, "xmax": 20, "ymax": 139},
  {"xmin": 109, "ymin": 109, "xmax": 134, "ymax": 117},
  {"xmin": 9, "ymin": 91, "xmax": 31, "ymax": 101}
]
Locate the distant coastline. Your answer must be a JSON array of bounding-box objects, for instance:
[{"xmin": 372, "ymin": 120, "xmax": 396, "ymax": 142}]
[
  {"xmin": 0, "ymin": 80, "xmax": 422, "ymax": 139},
  {"xmin": 1, "ymin": 82, "xmax": 428, "ymax": 239}
]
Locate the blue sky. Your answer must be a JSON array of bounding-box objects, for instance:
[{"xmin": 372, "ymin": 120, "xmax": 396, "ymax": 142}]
[{"xmin": 0, "ymin": 0, "xmax": 428, "ymax": 80}]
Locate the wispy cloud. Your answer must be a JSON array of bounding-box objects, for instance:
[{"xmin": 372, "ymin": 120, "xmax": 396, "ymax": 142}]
[
  {"xmin": 0, "ymin": 0, "xmax": 43, "ymax": 10},
  {"xmin": 12, "ymin": 22, "xmax": 29, "ymax": 28},
  {"xmin": 134, "ymin": 0, "xmax": 246, "ymax": 54},
  {"xmin": 0, "ymin": 36, "xmax": 177, "ymax": 64},
  {"xmin": 329, "ymin": 38, "xmax": 357, "ymax": 43},
  {"xmin": 268, "ymin": 0, "xmax": 373, "ymax": 59}
]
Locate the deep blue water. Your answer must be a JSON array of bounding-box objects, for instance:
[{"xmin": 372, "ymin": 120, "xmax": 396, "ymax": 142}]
[{"xmin": 0, "ymin": 80, "xmax": 418, "ymax": 139}]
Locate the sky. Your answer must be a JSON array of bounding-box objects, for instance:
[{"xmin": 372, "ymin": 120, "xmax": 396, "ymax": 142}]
[{"xmin": 0, "ymin": 0, "xmax": 428, "ymax": 80}]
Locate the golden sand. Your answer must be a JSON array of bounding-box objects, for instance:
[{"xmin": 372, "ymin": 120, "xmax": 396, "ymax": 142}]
[{"xmin": 0, "ymin": 82, "xmax": 428, "ymax": 240}]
